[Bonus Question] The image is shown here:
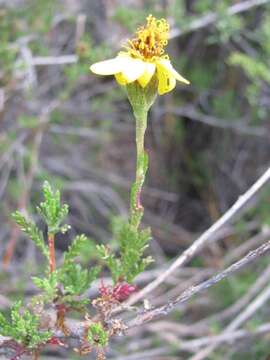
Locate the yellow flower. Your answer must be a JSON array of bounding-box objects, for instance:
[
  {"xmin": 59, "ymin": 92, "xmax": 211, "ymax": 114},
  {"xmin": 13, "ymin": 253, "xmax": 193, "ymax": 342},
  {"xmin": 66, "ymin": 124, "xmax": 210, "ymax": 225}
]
[{"xmin": 90, "ymin": 15, "xmax": 189, "ymax": 95}]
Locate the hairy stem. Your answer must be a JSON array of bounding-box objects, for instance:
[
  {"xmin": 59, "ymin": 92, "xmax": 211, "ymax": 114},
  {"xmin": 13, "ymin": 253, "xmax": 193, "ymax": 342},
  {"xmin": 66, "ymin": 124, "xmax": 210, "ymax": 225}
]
[
  {"xmin": 48, "ymin": 233, "xmax": 56, "ymax": 273},
  {"xmin": 130, "ymin": 110, "xmax": 148, "ymax": 230}
]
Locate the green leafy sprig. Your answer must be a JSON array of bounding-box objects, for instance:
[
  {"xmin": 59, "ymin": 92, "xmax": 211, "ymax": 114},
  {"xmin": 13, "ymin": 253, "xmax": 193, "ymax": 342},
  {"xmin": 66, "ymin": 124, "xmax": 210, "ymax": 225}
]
[
  {"xmin": 97, "ymin": 218, "xmax": 153, "ymax": 284},
  {"xmin": 11, "ymin": 211, "xmax": 49, "ymax": 260},
  {"xmin": 37, "ymin": 181, "xmax": 70, "ymax": 235},
  {"xmin": 0, "ymin": 301, "xmax": 51, "ymax": 349}
]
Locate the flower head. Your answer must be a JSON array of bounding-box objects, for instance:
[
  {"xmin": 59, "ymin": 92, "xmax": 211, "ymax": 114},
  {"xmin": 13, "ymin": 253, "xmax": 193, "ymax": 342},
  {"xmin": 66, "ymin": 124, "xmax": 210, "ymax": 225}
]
[
  {"xmin": 127, "ymin": 14, "xmax": 169, "ymax": 61},
  {"xmin": 99, "ymin": 281, "xmax": 137, "ymax": 302},
  {"xmin": 90, "ymin": 15, "xmax": 189, "ymax": 95}
]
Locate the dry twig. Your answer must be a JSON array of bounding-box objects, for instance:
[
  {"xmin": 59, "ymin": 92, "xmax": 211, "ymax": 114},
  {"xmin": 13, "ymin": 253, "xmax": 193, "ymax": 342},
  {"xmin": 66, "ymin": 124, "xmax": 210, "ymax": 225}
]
[
  {"xmin": 126, "ymin": 166, "xmax": 270, "ymax": 306},
  {"xmin": 126, "ymin": 239, "xmax": 270, "ymax": 328},
  {"xmin": 170, "ymin": 0, "xmax": 270, "ymax": 39}
]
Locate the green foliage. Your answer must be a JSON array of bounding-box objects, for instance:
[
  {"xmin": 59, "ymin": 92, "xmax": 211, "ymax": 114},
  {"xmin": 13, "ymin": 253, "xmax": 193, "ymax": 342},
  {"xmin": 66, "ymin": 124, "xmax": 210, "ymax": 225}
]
[
  {"xmin": 229, "ymin": 52, "xmax": 270, "ymax": 84},
  {"xmin": 63, "ymin": 34, "xmax": 112, "ymax": 99},
  {"xmin": 63, "ymin": 234, "xmax": 91, "ymax": 267},
  {"xmin": 87, "ymin": 322, "xmax": 108, "ymax": 347},
  {"xmin": 13, "ymin": 182, "xmax": 100, "ymax": 306},
  {"xmin": 97, "ymin": 218, "xmax": 153, "ymax": 283},
  {"xmin": 96, "ymin": 245, "xmax": 121, "ymax": 283},
  {"xmin": 32, "ymin": 272, "xmax": 58, "ymax": 301},
  {"xmin": 260, "ymin": 13, "xmax": 270, "ymax": 55},
  {"xmin": 0, "ymin": 9, "xmax": 18, "ymax": 86},
  {"xmin": 37, "ymin": 181, "xmax": 70, "ymax": 235},
  {"xmin": 78, "ymin": 35, "xmax": 112, "ymax": 64},
  {"xmin": 11, "ymin": 211, "xmax": 49, "ymax": 260},
  {"xmin": 193, "ymin": 0, "xmax": 216, "ymax": 13},
  {"xmin": 32, "ymin": 254, "xmax": 100, "ymax": 305},
  {"xmin": 0, "ymin": 0, "xmax": 58, "ymax": 87},
  {"xmin": 12, "ymin": 0, "xmax": 56, "ymax": 37},
  {"xmin": 227, "ymin": 13, "xmax": 270, "ymax": 121},
  {"xmin": 229, "ymin": 51, "xmax": 268, "ymax": 120},
  {"xmin": 229, "ymin": 339, "xmax": 270, "ymax": 360},
  {"xmin": 60, "ymin": 264, "xmax": 100, "ymax": 296},
  {"xmin": 18, "ymin": 115, "xmax": 39, "ymax": 129},
  {"xmin": 58, "ymin": 234, "xmax": 101, "ymax": 298},
  {"xmin": 211, "ymin": 7, "xmax": 244, "ymax": 44},
  {"xmin": 0, "ymin": 301, "xmax": 51, "ymax": 349},
  {"xmin": 168, "ymin": 0, "xmax": 186, "ymax": 27}
]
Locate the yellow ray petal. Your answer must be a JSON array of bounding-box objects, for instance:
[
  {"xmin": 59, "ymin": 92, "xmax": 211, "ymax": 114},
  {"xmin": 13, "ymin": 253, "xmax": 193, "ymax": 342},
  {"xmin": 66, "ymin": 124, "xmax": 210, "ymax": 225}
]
[
  {"xmin": 158, "ymin": 59, "xmax": 190, "ymax": 85},
  {"xmin": 156, "ymin": 61, "xmax": 176, "ymax": 95},
  {"xmin": 90, "ymin": 56, "xmax": 127, "ymax": 75},
  {"xmin": 115, "ymin": 72, "xmax": 128, "ymax": 86},
  {"xmin": 138, "ymin": 62, "xmax": 156, "ymax": 88},
  {"xmin": 120, "ymin": 57, "xmax": 146, "ymax": 83},
  {"xmin": 171, "ymin": 68, "xmax": 190, "ymax": 84}
]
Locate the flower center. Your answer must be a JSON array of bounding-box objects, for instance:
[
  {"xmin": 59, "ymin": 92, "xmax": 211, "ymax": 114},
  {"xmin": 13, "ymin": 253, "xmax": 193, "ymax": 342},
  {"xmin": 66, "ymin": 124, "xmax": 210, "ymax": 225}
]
[{"xmin": 127, "ymin": 15, "xmax": 170, "ymax": 61}]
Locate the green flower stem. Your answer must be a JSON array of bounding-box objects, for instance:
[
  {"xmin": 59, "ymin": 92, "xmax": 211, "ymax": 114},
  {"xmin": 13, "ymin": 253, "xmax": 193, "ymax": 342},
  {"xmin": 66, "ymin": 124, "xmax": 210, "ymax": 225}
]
[
  {"xmin": 126, "ymin": 78, "xmax": 157, "ymax": 230},
  {"xmin": 130, "ymin": 109, "xmax": 149, "ymax": 229}
]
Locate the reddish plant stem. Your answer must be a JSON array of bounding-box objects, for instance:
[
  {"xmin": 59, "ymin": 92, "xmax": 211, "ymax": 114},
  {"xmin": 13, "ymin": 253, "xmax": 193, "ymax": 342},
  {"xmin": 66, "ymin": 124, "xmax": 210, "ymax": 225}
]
[
  {"xmin": 48, "ymin": 233, "xmax": 56, "ymax": 273},
  {"xmin": 3, "ymin": 227, "xmax": 20, "ymax": 268},
  {"xmin": 56, "ymin": 305, "xmax": 70, "ymax": 335},
  {"xmin": 33, "ymin": 350, "xmax": 40, "ymax": 360}
]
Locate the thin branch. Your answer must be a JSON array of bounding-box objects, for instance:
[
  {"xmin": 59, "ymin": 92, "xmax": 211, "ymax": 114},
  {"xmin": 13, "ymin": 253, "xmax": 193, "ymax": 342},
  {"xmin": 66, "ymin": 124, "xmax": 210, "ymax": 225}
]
[
  {"xmin": 165, "ymin": 106, "xmax": 268, "ymax": 137},
  {"xmin": 224, "ymin": 229, "xmax": 270, "ymax": 265},
  {"xmin": 0, "ymin": 88, "xmax": 4, "ymax": 113},
  {"xmin": 1, "ymin": 241, "xmax": 270, "ymax": 357},
  {"xmin": 111, "ymin": 347, "xmax": 171, "ymax": 360},
  {"xmin": 126, "ymin": 166, "xmax": 270, "ymax": 306},
  {"xmin": 49, "ymin": 125, "xmax": 104, "ymax": 140},
  {"xmin": 19, "ymin": 44, "xmax": 37, "ymax": 88},
  {"xmin": 170, "ymin": 0, "xmax": 270, "ymax": 39},
  {"xmin": 195, "ymin": 262, "xmax": 270, "ymax": 326},
  {"xmin": 126, "ymin": 239, "xmax": 270, "ymax": 328},
  {"xmin": 180, "ymin": 322, "xmax": 270, "ymax": 351},
  {"xmin": 31, "ymin": 55, "xmax": 78, "ymax": 66},
  {"xmin": 190, "ymin": 283, "xmax": 270, "ymax": 359}
]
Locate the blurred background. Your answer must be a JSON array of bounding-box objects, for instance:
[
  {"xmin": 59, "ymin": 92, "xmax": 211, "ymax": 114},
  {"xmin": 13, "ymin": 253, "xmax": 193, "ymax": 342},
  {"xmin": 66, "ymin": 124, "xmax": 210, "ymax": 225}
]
[{"xmin": 1, "ymin": 0, "xmax": 270, "ymax": 359}]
